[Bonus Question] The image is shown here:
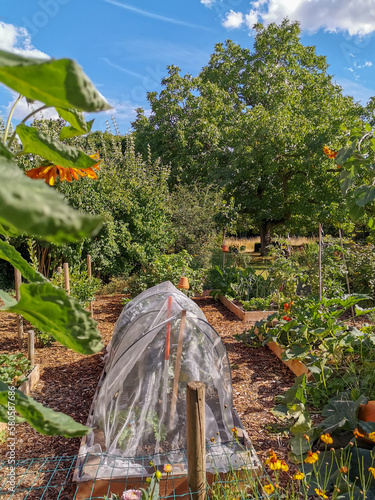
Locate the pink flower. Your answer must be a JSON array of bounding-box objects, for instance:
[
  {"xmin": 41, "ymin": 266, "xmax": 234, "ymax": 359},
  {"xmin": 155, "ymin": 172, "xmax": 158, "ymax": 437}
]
[{"xmin": 121, "ymin": 490, "xmax": 142, "ymax": 500}]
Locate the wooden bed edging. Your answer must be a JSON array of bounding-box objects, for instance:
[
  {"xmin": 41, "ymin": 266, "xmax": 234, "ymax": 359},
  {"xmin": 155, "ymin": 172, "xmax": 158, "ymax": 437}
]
[{"xmin": 219, "ymin": 295, "xmax": 275, "ymax": 322}]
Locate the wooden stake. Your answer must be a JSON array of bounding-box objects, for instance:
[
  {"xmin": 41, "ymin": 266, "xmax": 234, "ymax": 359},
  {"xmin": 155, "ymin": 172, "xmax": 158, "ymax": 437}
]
[
  {"xmin": 28, "ymin": 329, "xmax": 35, "ymax": 366},
  {"xmin": 14, "ymin": 268, "xmax": 23, "ymax": 349},
  {"xmin": 63, "ymin": 262, "xmax": 70, "ymax": 295},
  {"xmin": 87, "ymin": 255, "xmax": 94, "ymax": 317},
  {"xmin": 339, "ymin": 229, "xmax": 355, "ymax": 325},
  {"xmin": 170, "ymin": 310, "xmax": 187, "ymax": 424},
  {"xmin": 187, "ymin": 381, "xmax": 206, "ymax": 500},
  {"xmin": 318, "ymin": 223, "xmax": 322, "ymax": 301}
]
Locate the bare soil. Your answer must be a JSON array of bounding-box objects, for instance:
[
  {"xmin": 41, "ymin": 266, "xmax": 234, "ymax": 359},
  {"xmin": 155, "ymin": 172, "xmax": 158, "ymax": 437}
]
[{"xmin": 0, "ymin": 295, "xmax": 295, "ymax": 466}]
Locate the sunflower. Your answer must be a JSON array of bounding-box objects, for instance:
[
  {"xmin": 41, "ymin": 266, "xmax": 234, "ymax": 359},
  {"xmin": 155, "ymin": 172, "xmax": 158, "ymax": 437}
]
[{"xmin": 25, "ymin": 153, "xmax": 102, "ymax": 186}]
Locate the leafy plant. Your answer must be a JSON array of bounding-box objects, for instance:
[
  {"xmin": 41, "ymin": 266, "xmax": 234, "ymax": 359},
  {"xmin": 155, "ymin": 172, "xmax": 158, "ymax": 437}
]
[
  {"xmin": 126, "ymin": 250, "xmax": 206, "ymax": 298},
  {"xmin": 0, "ymin": 48, "xmax": 110, "ymax": 437},
  {"xmin": 51, "ymin": 264, "xmax": 101, "ymax": 308},
  {"xmin": 209, "ymin": 265, "xmax": 270, "ymax": 302},
  {"xmin": 0, "ymin": 353, "xmax": 31, "ymax": 387}
]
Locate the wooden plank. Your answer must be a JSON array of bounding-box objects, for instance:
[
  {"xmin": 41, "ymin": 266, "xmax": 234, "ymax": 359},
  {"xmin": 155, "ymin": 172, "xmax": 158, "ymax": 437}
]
[
  {"xmin": 187, "ymin": 381, "xmax": 206, "ymax": 500},
  {"xmin": 18, "ymin": 364, "xmax": 40, "ymax": 396},
  {"xmin": 63, "ymin": 262, "xmax": 70, "ymax": 295}
]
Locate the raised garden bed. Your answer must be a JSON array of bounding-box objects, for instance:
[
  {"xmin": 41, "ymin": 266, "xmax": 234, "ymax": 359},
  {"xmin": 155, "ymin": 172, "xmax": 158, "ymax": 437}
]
[
  {"xmin": 219, "ymin": 295, "xmax": 275, "ymax": 322},
  {"xmin": 219, "ymin": 296, "xmax": 311, "ymax": 379}
]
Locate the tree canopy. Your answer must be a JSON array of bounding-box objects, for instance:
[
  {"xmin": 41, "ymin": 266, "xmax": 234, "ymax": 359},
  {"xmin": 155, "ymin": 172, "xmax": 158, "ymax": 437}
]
[{"xmin": 132, "ymin": 19, "xmax": 362, "ymax": 252}]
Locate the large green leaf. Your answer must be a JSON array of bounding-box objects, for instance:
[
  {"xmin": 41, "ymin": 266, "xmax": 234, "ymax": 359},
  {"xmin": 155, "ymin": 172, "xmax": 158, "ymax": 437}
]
[
  {"xmin": 335, "ymin": 144, "xmax": 356, "ymax": 166},
  {"xmin": 346, "ymin": 195, "xmax": 366, "ymax": 221},
  {"xmin": 0, "ymin": 282, "xmax": 103, "ymax": 354},
  {"xmin": 354, "ymin": 185, "xmax": 375, "ymax": 207},
  {"xmin": 0, "ymin": 158, "xmax": 103, "ymax": 243},
  {"xmin": 0, "ymin": 240, "xmax": 46, "ymax": 283},
  {"xmin": 0, "ymin": 381, "xmax": 90, "ymax": 437},
  {"xmin": 0, "ymin": 50, "xmax": 111, "ymax": 112},
  {"xmin": 17, "ymin": 124, "xmax": 99, "ymax": 169},
  {"xmin": 57, "ymin": 108, "xmax": 94, "ymax": 140}
]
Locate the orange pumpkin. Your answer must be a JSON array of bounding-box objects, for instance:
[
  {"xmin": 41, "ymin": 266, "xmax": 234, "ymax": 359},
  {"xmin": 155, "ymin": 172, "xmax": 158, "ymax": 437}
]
[{"xmin": 359, "ymin": 401, "xmax": 375, "ymax": 422}]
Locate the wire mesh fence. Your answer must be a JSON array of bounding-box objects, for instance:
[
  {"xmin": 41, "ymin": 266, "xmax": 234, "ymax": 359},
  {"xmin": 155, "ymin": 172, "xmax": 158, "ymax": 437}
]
[{"xmin": 0, "ymin": 443, "xmax": 278, "ymax": 499}]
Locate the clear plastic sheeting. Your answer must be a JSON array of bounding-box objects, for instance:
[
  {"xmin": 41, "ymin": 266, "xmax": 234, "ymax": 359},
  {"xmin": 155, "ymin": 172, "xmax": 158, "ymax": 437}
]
[{"xmin": 79, "ymin": 281, "xmax": 248, "ymax": 479}]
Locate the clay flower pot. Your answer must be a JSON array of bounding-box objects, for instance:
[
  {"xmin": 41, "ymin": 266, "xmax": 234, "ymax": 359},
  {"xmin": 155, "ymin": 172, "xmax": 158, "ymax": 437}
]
[
  {"xmin": 177, "ymin": 276, "xmax": 190, "ymax": 290},
  {"xmin": 359, "ymin": 401, "xmax": 375, "ymax": 422}
]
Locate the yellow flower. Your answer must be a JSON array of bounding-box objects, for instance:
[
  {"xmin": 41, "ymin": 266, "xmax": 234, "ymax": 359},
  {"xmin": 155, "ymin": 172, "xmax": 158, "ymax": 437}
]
[
  {"xmin": 320, "ymin": 433, "xmax": 333, "ymax": 445},
  {"xmin": 293, "ymin": 471, "xmax": 305, "ymax": 480},
  {"xmin": 149, "ymin": 461, "xmax": 154, "ymax": 467},
  {"xmin": 155, "ymin": 470, "xmax": 162, "ymax": 480},
  {"xmin": 340, "ymin": 466, "xmax": 348, "ymax": 474},
  {"xmin": 280, "ymin": 460, "xmax": 289, "ymax": 472},
  {"xmin": 263, "ymin": 484, "xmax": 274, "ymax": 495},
  {"xmin": 304, "ymin": 451, "xmax": 319, "ymax": 464},
  {"xmin": 26, "ymin": 152, "xmax": 102, "ymax": 186},
  {"xmin": 315, "ymin": 488, "xmax": 328, "ymax": 499},
  {"xmin": 164, "ymin": 464, "xmax": 172, "ymax": 473},
  {"xmin": 265, "ymin": 451, "xmax": 282, "ymax": 471},
  {"xmin": 210, "ymin": 437, "xmax": 216, "ymax": 443},
  {"xmin": 368, "ymin": 432, "xmax": 375, "ymax": 442},
  {"xmin": 369, "ymin": 467, "xmax": 375, "ymax": 479}
]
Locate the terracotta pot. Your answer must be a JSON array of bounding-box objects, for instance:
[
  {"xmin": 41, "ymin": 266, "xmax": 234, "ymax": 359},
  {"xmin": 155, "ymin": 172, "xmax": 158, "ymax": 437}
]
[
  {"xmin": 358, "ymin": 401, "xmax": 375, "ymax": 422},
  {"xmin": 222, "ymin": 245, "xmax": 229, "ymax": 253},
  {"xmin": 177, "ymin": 276, "xmax": 190, "ymax": 290}
]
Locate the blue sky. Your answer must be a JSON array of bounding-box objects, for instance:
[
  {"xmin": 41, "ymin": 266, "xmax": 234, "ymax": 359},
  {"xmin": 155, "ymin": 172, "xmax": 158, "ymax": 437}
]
[{"xmin": 1, "ymin": 0, "xmax": 375, "ymax": 134}]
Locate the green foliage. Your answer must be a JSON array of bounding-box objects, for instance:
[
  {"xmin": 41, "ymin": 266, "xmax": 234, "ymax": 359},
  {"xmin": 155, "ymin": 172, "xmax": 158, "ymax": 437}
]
[
  {"xmin": 0, "ymin": 353, "xmax": 31, "ymax": 387},
  {"xmin": 51, "ymin": 265, "xmax": 101, "ymax": 308},
  {"xmin": 54, "ymin": 134, "xmax": 173, "ymax": 279},
  {"xmin": 240, "ymin": 294, "xmax": 375, "ymax": 407},
  {"xmin": 126, "ymin": 250, "xmax": 206, "ymax": 298},
  {"xmin": 208, "ymin": 265, "xmax": 270, "ymax": 302}
]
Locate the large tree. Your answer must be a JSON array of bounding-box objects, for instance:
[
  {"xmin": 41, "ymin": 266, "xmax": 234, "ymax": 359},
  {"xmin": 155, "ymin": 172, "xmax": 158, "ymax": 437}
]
[{"xmin": 133, "ymin": 19, "xmax": 361, "ymax": 253}]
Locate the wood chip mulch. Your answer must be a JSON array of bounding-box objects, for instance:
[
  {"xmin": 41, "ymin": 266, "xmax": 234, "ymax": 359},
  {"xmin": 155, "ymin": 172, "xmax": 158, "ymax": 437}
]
[{"xmin": 0, "ymin": 295, "xmax": 295, "ymax": 467}]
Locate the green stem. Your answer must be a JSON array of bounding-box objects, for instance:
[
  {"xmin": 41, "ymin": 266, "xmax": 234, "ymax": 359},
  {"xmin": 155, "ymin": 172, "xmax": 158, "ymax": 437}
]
[
  {"xmin": 7, "ymin": 104, "xmax": 50, "ymax": 149},
  {"xmin": 3, "ymin": 94, "xmax": 22, "ymax": 145}
]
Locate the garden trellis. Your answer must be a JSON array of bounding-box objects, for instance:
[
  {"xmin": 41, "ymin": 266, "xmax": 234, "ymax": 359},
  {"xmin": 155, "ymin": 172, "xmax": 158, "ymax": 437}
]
[{"xmin": 74, "ymin": 281, "xmax": 260, "ymax": 497}]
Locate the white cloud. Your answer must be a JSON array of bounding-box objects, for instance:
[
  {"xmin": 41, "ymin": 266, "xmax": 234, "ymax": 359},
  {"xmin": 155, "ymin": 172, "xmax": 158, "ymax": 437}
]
[
  {"xmin": 222, "ymin": 0, "xmax": 375, "ymax": 36},
  {"xmin": 245, "ymin": 10, "xmax": 259, "ymax": 29},
  {"xmin": 222, "ymin": 10, "xmax": 244, "ymax": 29},
  {"xmin": 364, "ymin": 61, "xmax": 373, "ymax": 67},
  {"xmin": 104, "ymin": 97, "xmax": 139, "ymax": 121},
  {"xmin": 201, "ymin": 0, "xmax": 215, "ymax": 6},
  {"xmin": 0, "ymin": 22, "xmax": 49, "ymax": 59}
]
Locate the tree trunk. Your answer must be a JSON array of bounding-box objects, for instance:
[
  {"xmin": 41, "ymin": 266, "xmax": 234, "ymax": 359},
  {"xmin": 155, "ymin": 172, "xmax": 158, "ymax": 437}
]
[{"xmin": 260, "ymin": 222, "xmax": 272, "ymax": 256}]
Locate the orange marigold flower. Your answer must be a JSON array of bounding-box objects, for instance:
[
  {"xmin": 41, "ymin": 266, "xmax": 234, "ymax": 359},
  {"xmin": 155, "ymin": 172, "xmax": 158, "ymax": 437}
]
[
  {"xmin": 368, "ymin": 432, "xmax": 375, "ymax": 442},
  {"xmin": 280, "ymin": 460, "xmax": 289, "ymax": 472},
  {"xmin": 284, "ymin": 303, "xmax": 290, "ymax": 311},
  {"xmin": 369, "ymin": 467, "xmax": 375, "ymax": 479},
  {"xmin": 304, "ymin": 451, "xmax": 319, "ymax": 464},
  {"xmin": 340, "ymin": 466, "xmax": 348, "ymax": 474},
  {"xmin": 263, "ymin": 484, "xmax": 274, "ymax": 495},
  {"xmin": 323, "ymin": 145, "xmax": 338, "ymax": 159},
  {"xmin": 320, "ymin": 433, "xmax": 333, "ymax": 445},
  {"xmin": 315, "ymin": 488, "xmax": 328, "ymax": 499},
  {"xmin": 293, "ymin": 471, "xmax": 305, "ymax": 480},
  {"xmin": 353, "ymin": 428, "xmax": 365, "ymax": 439},
  {"xmin": 232, "ymin": 427, "xmax": 238, "ymax": 437},
  {"xmin": 26, "ymin": 153, "xmax": 102, "ymax": 186},
  {"xmin": 164, "ymin": 464, "xmax": 172, "ymax": 473},
  {"xmin": 303, "ymin": 434, "xmax": 310, "ymax": 442}
]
